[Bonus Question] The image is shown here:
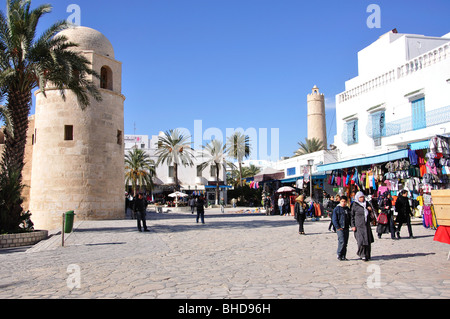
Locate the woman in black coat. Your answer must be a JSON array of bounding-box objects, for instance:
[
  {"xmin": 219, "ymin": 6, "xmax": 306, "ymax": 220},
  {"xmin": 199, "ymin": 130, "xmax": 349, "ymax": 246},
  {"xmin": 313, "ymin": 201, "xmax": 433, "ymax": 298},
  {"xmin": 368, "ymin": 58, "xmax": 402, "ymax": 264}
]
[
  {"xmin": 376, "ymin": 191, "xmax": 395, "ymax": 239},
  {"xmin": 351, "ymin": 192, "xmax": 375, "ymax": 261},
  {"xmin": 394, "ymin": 190, "xmax": 414, "ymax": 239},
  {"xmin": 294, "ymin": 195, "xmax": 307, "ymax": 235}
]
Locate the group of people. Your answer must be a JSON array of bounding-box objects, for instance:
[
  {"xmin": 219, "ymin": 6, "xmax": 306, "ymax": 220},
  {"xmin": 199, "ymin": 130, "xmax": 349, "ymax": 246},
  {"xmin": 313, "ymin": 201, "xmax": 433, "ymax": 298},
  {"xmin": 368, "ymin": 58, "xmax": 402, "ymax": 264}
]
[
  {"xmin": 296, "ymin": 190, "xmax": 416, "ymax": 262},
  {"xmin": 126, "ymin": 193, "xmax": 209, "ymax": 232},
  {"xmin": 274, "ymin": 195, "xmax": 291, "ymax": 216}
]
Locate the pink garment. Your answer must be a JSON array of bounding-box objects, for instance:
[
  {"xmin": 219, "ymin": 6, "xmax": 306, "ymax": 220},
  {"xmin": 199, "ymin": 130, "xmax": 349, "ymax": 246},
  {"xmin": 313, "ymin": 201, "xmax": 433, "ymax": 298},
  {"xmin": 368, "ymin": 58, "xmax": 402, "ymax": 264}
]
[{"xmin": 423, "ymin": 205, "xmax": 432, "ymax": 228}]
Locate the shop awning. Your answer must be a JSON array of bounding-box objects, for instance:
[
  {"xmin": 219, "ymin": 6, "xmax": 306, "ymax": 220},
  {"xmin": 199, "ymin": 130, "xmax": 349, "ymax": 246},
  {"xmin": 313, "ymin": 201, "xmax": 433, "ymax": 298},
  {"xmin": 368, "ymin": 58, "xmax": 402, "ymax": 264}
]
[
  {"xmin": 317, "ymin": 149, "xmax": 408, "ymax": 172},
  {"xmin": 409, "ymin": 140, "xmax": 429, "ymax": 151},
  {"xmin": 254, "ymin": 167, "xmax": 285, "ymax": 182},
  {"xmin": 204, "ymin": 185, "xmax": 233, "ymax": 189},
  {"xmin": 280, "ymin": 177, "xmax": 300, "ymax": 184}
]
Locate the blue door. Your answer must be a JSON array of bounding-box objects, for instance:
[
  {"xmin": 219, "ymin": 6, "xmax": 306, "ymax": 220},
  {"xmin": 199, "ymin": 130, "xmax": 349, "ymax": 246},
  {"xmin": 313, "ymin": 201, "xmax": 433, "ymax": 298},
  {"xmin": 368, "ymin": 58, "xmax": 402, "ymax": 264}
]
[{"xmin": 412, "ymin": 98, "xmax": 426, "ymax": 130}]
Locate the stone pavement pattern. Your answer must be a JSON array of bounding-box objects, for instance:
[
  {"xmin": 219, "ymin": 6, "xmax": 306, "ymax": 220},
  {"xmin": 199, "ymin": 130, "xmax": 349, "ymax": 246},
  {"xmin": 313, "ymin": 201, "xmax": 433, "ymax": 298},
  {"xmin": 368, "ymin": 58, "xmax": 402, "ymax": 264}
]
[{"xmin": 0, "ymin": 208, "xmax": 449, "ymax": 299}]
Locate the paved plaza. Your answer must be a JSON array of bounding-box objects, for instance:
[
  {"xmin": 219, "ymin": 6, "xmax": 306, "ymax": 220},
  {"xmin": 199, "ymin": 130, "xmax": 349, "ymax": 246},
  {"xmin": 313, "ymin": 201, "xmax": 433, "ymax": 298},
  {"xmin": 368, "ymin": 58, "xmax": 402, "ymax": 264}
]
[{"xmin": 0, "ymin": 208, "xmax": 449, "ymax": 299}]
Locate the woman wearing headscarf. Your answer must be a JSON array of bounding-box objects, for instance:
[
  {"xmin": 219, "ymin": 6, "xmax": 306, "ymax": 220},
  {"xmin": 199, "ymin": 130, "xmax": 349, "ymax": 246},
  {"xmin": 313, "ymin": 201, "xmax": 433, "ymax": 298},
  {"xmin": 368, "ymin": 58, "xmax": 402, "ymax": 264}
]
[
  {"xmin": 351, "ymin": 192, "xmax": 375, "ymax": 261},
  {"xmin": 294, "ymin": 195, "xmax": 307, "ymax": 235}
]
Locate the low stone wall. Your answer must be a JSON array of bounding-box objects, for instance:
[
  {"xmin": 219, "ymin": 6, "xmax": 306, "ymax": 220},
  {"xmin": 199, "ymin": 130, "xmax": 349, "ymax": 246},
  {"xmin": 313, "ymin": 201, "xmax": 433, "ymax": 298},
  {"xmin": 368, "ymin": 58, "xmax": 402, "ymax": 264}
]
[{"xmin": 0, "ymin": 230, "xmax": 49, "ymax": 249}]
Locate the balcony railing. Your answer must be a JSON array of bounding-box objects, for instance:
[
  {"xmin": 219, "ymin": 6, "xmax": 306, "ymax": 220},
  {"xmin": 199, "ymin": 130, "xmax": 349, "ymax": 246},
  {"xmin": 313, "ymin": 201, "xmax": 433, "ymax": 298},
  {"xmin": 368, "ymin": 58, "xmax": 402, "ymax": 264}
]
[
  {"xmin": 385, "ymin": 105, "xmax": 450, "ymax": 137},
  {"xmin": 338, "ymin": 42, "xmax": 450, "ymax": 104}
]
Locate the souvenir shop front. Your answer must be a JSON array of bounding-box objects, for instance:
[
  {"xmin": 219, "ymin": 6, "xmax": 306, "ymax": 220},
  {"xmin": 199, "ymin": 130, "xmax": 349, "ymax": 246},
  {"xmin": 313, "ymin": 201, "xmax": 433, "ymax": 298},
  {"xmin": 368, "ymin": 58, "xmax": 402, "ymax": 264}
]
[
  {"xmin": 317, "ymin": 135, "xmax": 450, "ymax": 229},
  {"xmin": 317, "ymin": 149, "xmax": 411, "ymax": 198}
]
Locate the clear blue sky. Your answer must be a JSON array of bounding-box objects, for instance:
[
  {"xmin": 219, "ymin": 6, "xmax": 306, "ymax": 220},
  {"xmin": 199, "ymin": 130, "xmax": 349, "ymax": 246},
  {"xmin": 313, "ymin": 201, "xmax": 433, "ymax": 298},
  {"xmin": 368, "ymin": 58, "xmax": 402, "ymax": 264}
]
[{"xmin": 3, "ymin": 0, "xmax": 450, "ymax": 159}]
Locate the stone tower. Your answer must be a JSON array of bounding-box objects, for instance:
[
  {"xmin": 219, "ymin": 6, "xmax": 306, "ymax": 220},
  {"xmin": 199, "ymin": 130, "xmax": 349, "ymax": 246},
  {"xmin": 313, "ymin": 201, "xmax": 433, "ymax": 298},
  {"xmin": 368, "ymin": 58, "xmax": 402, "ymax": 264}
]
[
  {"xmin": 307, "ymin": 86, "xmax": 327, "ymax": 149},
  {"xmin": 29, "ymin": 26, "xmax": 125, "ymax": 230}
]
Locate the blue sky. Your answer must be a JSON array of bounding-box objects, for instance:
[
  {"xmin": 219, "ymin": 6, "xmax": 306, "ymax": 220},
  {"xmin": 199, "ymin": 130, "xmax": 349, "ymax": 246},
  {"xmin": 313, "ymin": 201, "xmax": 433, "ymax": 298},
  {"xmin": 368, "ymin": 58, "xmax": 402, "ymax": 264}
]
[{"xmin": 3, "ymin": 0, "xmax": 450, "ymax": 159}]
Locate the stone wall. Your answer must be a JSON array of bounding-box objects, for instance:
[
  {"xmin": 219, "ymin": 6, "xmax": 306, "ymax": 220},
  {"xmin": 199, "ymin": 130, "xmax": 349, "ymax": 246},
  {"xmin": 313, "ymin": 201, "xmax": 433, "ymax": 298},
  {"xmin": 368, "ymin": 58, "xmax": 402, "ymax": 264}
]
[{"xmin": 0, "ymin": 230, "xmax": 48, "ymax": 249}]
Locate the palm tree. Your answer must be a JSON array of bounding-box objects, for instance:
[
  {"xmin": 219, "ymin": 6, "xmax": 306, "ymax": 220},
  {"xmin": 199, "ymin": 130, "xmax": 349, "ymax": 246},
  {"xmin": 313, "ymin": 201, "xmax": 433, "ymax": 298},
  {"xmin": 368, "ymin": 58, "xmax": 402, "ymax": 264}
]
[
  {"xmin": 241, "ymin": 164, "xmax": 261, "ymax": 179},
  {"xmin": 294, "ymin": 138, "xmax": 325, "ymax": 156},
  {"xmin": 199, "ymin": 139, "xmax": 236, "ymax": 205},
  {"xmin": 226, "ymin": 132, "xmax": 251, "ymax": 187},
  {"xmin": 125, "ymin": 149, "xmax": 156, "ymax": 195},
  {"xmin": 0, "ymin": 0, "xmax": 101, "ymax": 176},
  {"xmin": 0, "ymin": 0, "xmax": 101, "ymax": 233},
  {"xmin": 155, "ymin": 129, "xmax": 194, "ymax": 191}
]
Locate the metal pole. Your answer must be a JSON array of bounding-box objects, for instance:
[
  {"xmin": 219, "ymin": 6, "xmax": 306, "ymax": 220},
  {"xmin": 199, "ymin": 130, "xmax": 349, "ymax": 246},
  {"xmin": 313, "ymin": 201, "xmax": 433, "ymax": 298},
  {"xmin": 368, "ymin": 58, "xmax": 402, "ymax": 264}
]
[{"xmin": 62, "ymin": 213, "xmax": 65, "ymax": 247}]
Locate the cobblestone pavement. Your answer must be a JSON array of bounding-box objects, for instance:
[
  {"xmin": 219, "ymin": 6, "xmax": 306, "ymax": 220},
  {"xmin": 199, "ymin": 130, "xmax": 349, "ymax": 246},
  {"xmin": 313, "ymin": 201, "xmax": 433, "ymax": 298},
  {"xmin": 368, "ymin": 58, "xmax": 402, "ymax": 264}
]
[{"xmin": 0, "ymin": 208, "xmax": 449, "ymax": 299}]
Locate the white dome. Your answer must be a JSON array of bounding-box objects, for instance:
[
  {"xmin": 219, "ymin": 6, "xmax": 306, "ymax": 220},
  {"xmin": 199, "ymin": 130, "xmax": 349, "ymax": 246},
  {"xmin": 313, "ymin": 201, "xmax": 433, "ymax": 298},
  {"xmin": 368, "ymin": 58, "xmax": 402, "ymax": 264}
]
[{"xmin": 57, "ymin": 26, "xmax": 115, "ymax": 58}]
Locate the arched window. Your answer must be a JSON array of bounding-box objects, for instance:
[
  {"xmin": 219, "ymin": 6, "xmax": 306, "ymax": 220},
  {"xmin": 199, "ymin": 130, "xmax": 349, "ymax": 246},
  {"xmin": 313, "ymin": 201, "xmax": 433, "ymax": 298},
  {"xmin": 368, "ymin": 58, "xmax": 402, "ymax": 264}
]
[{"xmin": 100, "ymin": 66, "xmax": 113, "ymax": 90}]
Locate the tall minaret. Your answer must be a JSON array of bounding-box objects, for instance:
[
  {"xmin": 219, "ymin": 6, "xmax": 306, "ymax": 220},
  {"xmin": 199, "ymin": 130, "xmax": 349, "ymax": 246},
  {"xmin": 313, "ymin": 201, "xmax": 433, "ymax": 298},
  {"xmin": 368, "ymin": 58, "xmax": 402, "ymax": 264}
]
[{"xmin": 307, "ymin": 85, "xmax": 327, "ymax": 149}]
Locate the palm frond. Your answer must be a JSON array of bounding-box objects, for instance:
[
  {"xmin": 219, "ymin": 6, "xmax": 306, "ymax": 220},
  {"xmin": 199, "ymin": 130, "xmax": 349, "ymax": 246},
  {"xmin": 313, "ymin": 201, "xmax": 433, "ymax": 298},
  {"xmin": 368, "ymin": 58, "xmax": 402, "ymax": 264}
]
[{"xmin": 294, "ymin": 138, "xmax": 325, "ymax": 156}]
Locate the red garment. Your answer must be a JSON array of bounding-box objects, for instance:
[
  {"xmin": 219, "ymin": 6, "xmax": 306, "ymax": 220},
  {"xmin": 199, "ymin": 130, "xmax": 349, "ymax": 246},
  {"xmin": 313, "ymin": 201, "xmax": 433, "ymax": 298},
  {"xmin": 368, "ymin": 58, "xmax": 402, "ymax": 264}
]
[{"xmin": 434, "ymin": 226, "xmax": 450, "ymax": 245}]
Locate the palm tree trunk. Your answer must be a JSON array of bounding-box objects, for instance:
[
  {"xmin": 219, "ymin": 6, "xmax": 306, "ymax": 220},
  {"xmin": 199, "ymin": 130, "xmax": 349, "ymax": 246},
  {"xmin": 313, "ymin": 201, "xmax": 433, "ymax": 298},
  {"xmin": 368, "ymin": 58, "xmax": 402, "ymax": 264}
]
[
  {"xmin": 2, "ymin": 90, "xmax": 32, "ymax": 177},
  {"xmin": 0, "ymin": 90, "xmax": 31, "ymax": 232},
  {"xmin": 238, "ymin": 161, "xmax": 243, "ymax": 187},
  {"xmin": 215, "ymin": 163, "xmax": 220, "ymax": 205},
  {"xmin": 174, "ymin": 162, "xmax": 179, "ymax": 191}
]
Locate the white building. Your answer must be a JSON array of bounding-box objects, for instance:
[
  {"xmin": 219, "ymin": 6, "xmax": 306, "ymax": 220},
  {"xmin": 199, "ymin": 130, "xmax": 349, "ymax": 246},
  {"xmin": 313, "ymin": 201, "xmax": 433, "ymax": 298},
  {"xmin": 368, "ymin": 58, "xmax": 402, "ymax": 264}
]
[
  {"xmin": 321, "ymin": 30, "xmax": 450, "ymax": 171},
  {"xmin": 125, "ymin": 133, "xmax": 229, "ymax": 205}
]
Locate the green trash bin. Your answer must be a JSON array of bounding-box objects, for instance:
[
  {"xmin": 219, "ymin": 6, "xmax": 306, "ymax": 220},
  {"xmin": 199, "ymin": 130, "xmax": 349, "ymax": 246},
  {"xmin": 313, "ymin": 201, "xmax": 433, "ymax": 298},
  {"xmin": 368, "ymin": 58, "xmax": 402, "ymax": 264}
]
[{"xmin": 64, "ymin": 211, "xmax": 75, "ymax": 234}]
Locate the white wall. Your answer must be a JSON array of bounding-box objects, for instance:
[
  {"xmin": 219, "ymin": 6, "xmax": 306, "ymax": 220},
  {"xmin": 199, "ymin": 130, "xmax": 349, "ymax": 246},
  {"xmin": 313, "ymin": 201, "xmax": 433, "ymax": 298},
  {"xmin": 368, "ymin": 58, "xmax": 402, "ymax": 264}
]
[{"xmin": 334, "ymin": 31, "xmax": 450, "ymax": 161}]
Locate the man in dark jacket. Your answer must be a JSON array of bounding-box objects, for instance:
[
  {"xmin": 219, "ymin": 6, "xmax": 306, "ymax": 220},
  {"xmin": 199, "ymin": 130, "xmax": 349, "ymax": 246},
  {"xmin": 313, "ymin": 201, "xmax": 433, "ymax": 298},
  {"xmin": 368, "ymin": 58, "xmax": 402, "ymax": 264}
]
[
  {"xmin": 196, "ymin": 196, "xmax": 206, "ymax": 224},
  {"xmin": 332, "ymin": 196, "xmax": 351, "ymax": 261},
  {"xmin": 134, "ymin": 193, "xmax": 149, "ymax": 232}
]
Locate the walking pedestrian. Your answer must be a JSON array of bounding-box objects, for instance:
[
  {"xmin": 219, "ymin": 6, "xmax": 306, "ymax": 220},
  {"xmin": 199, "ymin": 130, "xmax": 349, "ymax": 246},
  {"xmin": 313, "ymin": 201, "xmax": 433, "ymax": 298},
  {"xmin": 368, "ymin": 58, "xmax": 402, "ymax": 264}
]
[
  {"xmin": 196, "ymin": 196, "xmax": 206, "ymax": 224},
  {"xmin": 189, "ymin": 197, "xmax": 196, "ymax": 214},
  {"xmin": 376, "ymin": 191, "xmax": 396, "ymax": 239},
  {"xmin": 264, "ymin": 196, "xmax": 272, "ymax": 215},
  {"xmin": 278, "ymin": 195, "xmax": 284, "ymax": 215},
  {"xmin": 294, "ymin": 195, "xmax": 307, "ymax": 235},
  {"xmin": 134, "ymin": 193, "xmax": 149, "ymax": 232},
  {"xmin": 284, "ymin": 195, "xmax": 290, "ymax": 216},
  {"xmin": 220, "ymin": 198, "xmax": 225, "ymax": 213},
  {"xmin": 395, "ymin": 190, "xmax": 414, "ymax": 239},
  {"xmin": 351, "ymin": 192, "xmax": 375, "ymax": 261},
  {"xmin": 327, "ymin": 195, "xmax": 338, "ymax": 232},
  {"xmin": 332, "ymin": 196, "xmax": 351, "ymax": 260}
]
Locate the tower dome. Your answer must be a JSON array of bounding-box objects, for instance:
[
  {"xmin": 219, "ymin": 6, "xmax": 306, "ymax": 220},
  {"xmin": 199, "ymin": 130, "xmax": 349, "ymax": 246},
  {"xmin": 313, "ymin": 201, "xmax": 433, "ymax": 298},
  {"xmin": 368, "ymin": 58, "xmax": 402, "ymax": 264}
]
[{"xmin": 58, "ymin": 26, "xmax": 115, "ymax": 58}]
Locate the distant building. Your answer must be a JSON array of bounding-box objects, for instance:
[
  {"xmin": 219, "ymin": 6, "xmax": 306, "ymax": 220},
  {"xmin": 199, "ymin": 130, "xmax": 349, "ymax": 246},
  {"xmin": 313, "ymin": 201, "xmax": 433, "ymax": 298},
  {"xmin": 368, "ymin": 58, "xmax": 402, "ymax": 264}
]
[
  {"xmin": 124, "ymin": 133, "xmax": 229, "ymax": 205},
  {"xmin": 330, "ymin": 30, "xmax": 450, "ymax": 163},
  {"xmin": 307, "ymin": 86, "xmax": 328, "ymax": 148}
]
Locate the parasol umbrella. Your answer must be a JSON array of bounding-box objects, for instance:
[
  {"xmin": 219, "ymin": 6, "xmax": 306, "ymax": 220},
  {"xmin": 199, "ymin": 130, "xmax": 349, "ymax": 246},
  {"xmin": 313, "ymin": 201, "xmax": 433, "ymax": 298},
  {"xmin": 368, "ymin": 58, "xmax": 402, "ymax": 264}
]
[
  {"xmin": 168, "ymin": 191, "xmax": 188, "ymax": 198},
  {"xmin": 168, "ymin": 191, "xmax": 188, "ymax": 207},
  {"xmin": 276, "ymin": 186, "xmax": 295, "ymax": 193}
]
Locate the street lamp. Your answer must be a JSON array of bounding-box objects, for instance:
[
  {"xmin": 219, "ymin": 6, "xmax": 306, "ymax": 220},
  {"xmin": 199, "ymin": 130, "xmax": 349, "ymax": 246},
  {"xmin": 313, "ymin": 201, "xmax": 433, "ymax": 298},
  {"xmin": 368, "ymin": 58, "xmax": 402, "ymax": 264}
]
[{"xmin": 308, "ymin": 159, "xmax": 314, "ymax": 202}]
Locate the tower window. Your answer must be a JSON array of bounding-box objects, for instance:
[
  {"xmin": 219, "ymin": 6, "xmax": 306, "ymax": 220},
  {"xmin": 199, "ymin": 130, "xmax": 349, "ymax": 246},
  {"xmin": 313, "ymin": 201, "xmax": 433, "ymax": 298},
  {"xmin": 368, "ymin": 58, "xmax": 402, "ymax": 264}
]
[
  {"xmin": 117, "ymin": 130, "xmax": 122, "ymax": 145},
  {"xmin": 100, "ymin": 66, "xmax": 113, "ymax": 90},
  {"xmin": 64, "ymin": 125, "xmax": 74, "ymax": 141}
]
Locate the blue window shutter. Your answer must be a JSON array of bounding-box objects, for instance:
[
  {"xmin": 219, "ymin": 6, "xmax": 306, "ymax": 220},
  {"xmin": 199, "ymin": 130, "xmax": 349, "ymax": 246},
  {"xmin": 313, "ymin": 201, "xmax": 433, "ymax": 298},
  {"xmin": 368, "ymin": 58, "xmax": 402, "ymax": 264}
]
[
  {"xmin": 353, "ymin": 120, "xmax": 359, "ymax": 144},
  {"xmin": 412, "ymin": 98, "xmax": 426, "ymax": 130}
]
